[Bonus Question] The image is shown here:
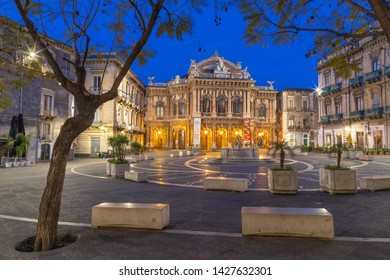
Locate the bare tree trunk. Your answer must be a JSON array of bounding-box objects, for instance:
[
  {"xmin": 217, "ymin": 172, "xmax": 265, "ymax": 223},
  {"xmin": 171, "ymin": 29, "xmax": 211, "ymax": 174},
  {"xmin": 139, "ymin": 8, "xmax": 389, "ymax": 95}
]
[
  {"xmin": 368, "ymin": 0, "xmax": 390, "ymax": 43},
  {"xmin": 34, "ymin": 114, "xmax": 93, "ymax": 251}
]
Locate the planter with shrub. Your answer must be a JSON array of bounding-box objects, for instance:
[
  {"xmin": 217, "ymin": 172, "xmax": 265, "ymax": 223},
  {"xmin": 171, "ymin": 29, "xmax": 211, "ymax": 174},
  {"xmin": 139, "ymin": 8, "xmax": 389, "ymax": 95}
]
[
  {"xmin": 267, "ymin": 140, "xmax": 297, "ymax": 194},
  {"xmin": 319, "ymin": 144, "xmax": 356, "ymax": 194}
]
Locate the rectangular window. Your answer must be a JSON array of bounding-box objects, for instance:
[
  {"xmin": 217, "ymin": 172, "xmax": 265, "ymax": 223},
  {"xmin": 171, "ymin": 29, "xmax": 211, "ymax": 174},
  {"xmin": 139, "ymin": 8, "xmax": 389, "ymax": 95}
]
[
  {"xmin": 288, "ymin": 99, "xmax": 294, "ymax": 110},
  {"xmin": 302, "ymin": 100, "xmax": 308, "ymax": 111},
  {"xmin": 288, "ymin": 117, "xmax": 294, "ymax": 127},
  {"xmin": 124, "ymin": 111, "xmax": 128, "ymax": 125},
  {"xmin": 325, "ymin": 104, "xmax": 331, "ymax": 115},
  {"xmin": 42, "ymin": 94, "xmax": 53, "ymax": 116},
  {"xmin": 303, "ymin": 116, "xmax": 309, "ymax": 127},
  {"xmin": 372, "ymin": 93, "xmax": 381, "ymax": 108},
  {"xmin": 42, "ymin": 123, "xmax": 51, "ymax": 140},
  {"xmin": 93, "ymin": 108, "xmax": 100, "ymax": 124},
  {"xmin": 372, "ymin": 56, "xmax": 380, "ymax": 71},
  {"xmin": 93, "ymin": 76, "xmax": 101, "ymax": 93},
  {"xmin": 356, "ymin": 97, "xmax": 364, "ymax": 110},
  {"xmin": 324, "ymin": 73, "xmax": 330, "ymax": 86},
  {"xmin": 335, "ymin": 104, "xmax": 341, "ymax": 114},
  {"xmin": 157, "ymin": 106, "xmax": 164, "ymax": 118},
  {"xmin": 355, "ymin": 61, "xmax": 363, "ymax": 77}
]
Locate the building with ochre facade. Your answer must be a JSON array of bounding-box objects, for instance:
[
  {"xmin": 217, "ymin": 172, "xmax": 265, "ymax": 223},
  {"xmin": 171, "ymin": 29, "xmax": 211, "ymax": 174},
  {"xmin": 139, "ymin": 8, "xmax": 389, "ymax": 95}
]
[{"xmin": 145, "ymin": 52, "xmax": 278, "ymax": 151}]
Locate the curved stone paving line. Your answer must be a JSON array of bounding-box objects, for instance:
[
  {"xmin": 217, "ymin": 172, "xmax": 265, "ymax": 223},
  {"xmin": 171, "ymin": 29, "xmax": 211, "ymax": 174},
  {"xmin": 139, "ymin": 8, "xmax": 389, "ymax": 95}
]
[{"xmin": 69, "ymin": 156, "xmax": 383, "ymax": 191}]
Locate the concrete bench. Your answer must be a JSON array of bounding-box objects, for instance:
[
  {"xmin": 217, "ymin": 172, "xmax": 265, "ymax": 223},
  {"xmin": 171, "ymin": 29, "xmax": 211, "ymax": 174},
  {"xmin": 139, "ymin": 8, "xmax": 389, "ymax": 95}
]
[
  {"xmin": 203, "ymin": 177, "xmax": 248, "ymax": 192},
  {"xmin": 360, "ymin": 154, "xmax": 373, "ymax": 161},
  {"xmin": 145, "ymin": 156, "xmax": 154, "ymax": 160},
  {"xmin": 170, "ymin": 153, "xmax": 178, "ymax": 157},
  {"xmin": 359, "ymin": 176, "xmax": 390, "ymax": 192},
  {"xmin": 91, "ymin": 202, "xmax": 169, "ymax": 229},
  {"xmin": 241, "ymin": 207, "xmax": 334, "ymax": 239},
  {"xmin": 125, "ymin": 171, "xmax": 147, "ymax": 182}
]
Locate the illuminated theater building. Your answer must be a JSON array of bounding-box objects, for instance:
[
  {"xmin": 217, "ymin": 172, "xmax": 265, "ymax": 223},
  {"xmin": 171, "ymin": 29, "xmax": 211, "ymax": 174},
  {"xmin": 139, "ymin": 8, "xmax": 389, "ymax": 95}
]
[{"xmin": 145, "ymin": 52, "xmax": 279, "ymax": 151}]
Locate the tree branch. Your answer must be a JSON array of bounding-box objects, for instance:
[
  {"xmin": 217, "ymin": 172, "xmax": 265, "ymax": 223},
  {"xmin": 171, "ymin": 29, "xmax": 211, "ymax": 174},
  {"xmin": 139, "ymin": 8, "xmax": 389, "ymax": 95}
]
[
  {"xmin": 345, "ymin": 0, "xmax": 376, "ymax": 19},
  {"xmin": 13, "ymin": 0, "xmax": 72, "ymax": 92},
  {"xmin": 98, "ymin": 0, "xmax": 165, "ymax": 105}
]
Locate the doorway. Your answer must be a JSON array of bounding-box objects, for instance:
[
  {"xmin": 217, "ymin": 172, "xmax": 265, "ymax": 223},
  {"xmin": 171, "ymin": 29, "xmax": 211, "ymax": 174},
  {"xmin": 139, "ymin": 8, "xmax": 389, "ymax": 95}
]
[{"xmin": 90, "ymin": 137, "xmax": 100, "ymax": 157}]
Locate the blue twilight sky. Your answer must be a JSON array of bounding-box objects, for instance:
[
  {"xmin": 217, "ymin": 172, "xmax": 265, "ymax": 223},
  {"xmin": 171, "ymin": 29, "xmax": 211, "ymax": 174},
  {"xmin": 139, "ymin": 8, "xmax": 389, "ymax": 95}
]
[
  {"xmin": 3, "ymin": 3, "xmax": 319, "ymax": 91},
  {"xmin": 131, "ymin": 5, "xmax": 320, "ymax": 91}
]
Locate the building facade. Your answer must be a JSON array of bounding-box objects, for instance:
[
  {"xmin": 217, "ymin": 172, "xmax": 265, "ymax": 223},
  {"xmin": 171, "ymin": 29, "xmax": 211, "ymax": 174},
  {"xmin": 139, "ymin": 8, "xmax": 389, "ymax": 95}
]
[
  {"xmin": 317, "ymin": 35, "xmax": 390, "ymax": 150},
  {"xmin": 279, "ymin": 88, "xmax": 318, "ymax": 147},
  {"xmin": 0, "ymin": 16, "xmax": 75, "ymax": 162},
  {"xmin": 145, "ymin": 52, "xmax": 278, "ymax": 151},
  {"xmin": 75, "ymin": 53, "xmax": 146, "ymax": 157}
]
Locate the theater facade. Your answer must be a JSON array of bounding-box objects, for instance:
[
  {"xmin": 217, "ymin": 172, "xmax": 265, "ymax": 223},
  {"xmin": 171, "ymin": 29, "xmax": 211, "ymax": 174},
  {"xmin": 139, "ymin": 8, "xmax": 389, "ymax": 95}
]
[{"xmin": 145, "ymin": 52, "xmax": 279, "ymax": 151}]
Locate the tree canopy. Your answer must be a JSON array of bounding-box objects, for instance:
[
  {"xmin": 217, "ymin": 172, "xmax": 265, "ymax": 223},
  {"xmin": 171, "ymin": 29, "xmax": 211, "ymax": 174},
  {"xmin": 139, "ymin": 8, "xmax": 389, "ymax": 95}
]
[{"xmin": 237, "ymin": 0, "xmax": 390, "ymax": 60}]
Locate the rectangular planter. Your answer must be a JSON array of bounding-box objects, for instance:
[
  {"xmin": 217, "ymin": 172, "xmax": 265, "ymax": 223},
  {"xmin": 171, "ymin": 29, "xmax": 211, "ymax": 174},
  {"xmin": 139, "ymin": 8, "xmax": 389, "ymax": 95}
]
[
  {"xmin": 268, "ymin": 169, "xmax": 298, "ymax": 194},
  {"xmin": 319, "ymin": 168, "xmax": 356, "ymax": 194},
  {"xmin": 110, "ymin": 163, "xmax": 130, "ymax": 179},
  {"xmin": 106, "ymin": 162, "xmax": 111, "ymax": 176}
]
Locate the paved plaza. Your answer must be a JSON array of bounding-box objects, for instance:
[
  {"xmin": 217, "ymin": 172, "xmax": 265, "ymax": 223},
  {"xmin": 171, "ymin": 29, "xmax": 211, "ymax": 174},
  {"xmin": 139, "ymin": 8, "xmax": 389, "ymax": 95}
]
[{"xmin": 1, "ymin": 151, "xmax": 390, "ymax": 259}]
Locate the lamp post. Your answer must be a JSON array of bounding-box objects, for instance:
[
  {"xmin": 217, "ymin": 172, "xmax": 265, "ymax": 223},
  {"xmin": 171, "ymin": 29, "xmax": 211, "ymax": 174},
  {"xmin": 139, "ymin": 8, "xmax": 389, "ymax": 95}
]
[{"xmin": 18, "ymin": 50, "xmax": 37, "ymax": 114}]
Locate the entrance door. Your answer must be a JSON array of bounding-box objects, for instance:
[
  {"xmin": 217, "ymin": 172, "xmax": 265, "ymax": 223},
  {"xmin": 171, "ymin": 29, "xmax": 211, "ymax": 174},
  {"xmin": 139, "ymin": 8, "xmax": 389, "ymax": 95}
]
[
  {"xmin": 41, "ymin": 144, "xmax": 50, "ymax": 160},
  {"xmin": 178, "ymin": 130, "xmax": 185, "ymax": 149},
  {"xmin": 373, "ymin": 130, "xmax": 383, "ymax": 149},
  {"xmin": 90, "ymin": 137, "xmax": 100, "ymax": 157},
  {"xmin": 302, "ymin": 134, "xmax": 308, "ymax": 146},
  {"xmin": 356, "ymin": 132, "xmax": 364, "ymax": 149}
]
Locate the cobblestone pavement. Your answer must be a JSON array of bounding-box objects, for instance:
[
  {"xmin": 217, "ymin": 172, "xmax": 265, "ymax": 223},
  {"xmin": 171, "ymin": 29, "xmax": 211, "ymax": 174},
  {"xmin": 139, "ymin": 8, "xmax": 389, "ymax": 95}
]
[{"xmin": 1, "ymin": 151, "xmax": 390, "ymax": 260}]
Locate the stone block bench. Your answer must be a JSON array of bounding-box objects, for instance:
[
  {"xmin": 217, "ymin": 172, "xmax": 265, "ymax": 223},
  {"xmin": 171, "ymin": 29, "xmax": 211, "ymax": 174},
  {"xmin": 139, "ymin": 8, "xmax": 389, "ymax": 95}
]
[
  {"xmin": 92, "ymin": 202, "xmax": 169, "ymax": 229},
  {"xmin": 125, "ymin": 171, "xmax": 147, "ymax": 182},
  {"xmin": 359, "ymin": 176, "xmax": 390, "ymax": 192},
  {"xmin": 241, "ymin": 207, "xmax": 334, "ymax": 239},
  {"xmin": 203, "ymin": 177, "xmax": 248, "ymax": 192}
]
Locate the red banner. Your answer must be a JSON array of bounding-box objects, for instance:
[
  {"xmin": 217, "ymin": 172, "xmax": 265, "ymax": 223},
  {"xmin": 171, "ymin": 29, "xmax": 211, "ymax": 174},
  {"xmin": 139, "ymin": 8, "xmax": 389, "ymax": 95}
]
[{"xmin": 243, "ymin": 119, "xmax": 251, "ymax": 144}]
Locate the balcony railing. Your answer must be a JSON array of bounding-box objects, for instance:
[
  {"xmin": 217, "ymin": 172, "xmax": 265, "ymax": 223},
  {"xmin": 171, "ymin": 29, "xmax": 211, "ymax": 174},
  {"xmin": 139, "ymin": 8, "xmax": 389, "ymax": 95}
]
[
  {"xmin": 349, "ymin": 76, "xmax": 363, "ymax": 88},
  {"xmin": 385, "ymin": 66, "xmax": 390, "ymax": 78},
  {"xmin": 320, "ymin": 86, "xmax": 331, "ymax": 96},
  {"xmin": 330, "ymin": 82, "xmax": 342, "ymax": 94},
  {"xmin": 288, "ymin": 125, "xmax": 311, "ymax": 132},
  {"xmin": 364, "ymin": 70, "xmax": 382, "ymax": 84},
  {"xmin": 350, "ymin": 110, "xmax": 365, "ymax": 120},
  {"xmin": 320, "ymin": 115, "xmax": 331, "ymax": 123},
  {"xmin": 329, "ymin": 113, "xmax": 343, "ymax": 121},
  {"xmin": 366, "ymin": 107, "xmax": 383, "ymax": 119}
]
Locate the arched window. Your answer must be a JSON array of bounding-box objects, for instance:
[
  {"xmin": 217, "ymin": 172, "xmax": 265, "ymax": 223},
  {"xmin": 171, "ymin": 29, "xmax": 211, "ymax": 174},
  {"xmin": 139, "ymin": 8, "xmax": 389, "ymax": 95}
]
[
  {"xmin": 232, "ymin": 96, "xmax": 241, "ymax": 114},
  {"xmin": 217, "ymin": 95, "xmax": 227, "ymax": 114},
  {"xmin": 259, "ymin": 104, "xmax": 266, "ymax": 119},
  {"xmin": 173, "ymin": 102, "xmax": 177, "ymax": 116},
  {"xmin": 179, "ymin": 100, "xmax": 185, "ymax": 116},
  {"xmin": 202, "ymin": 95, "xmax": 211, "ymax": 113},
  {"xmin": 156, "ymin": 101, "xmax": 164, "ymax": 118}
]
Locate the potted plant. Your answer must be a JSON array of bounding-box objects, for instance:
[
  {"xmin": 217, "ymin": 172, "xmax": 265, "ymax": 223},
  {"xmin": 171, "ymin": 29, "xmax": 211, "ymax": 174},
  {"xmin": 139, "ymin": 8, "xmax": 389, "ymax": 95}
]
[
  {"xmin": 267, "ymin": 140, "xmax": 297, "ymax": 194},
  {"xmin": 15, "ymin": 133, "xmax": 32, "ymax": 166},
  {"xmin": 107, "ymin": 134, "xmax": 130, "ymax": 178},
  {"xmin": 319, "ymin": 144, "xmax": 356, "ymax": 194},
  {"xmin": 4, "ymin": 137, "xmax": 15, "ymax": 167},
  {"xmin": 130, "ymin": 141, "xmax": 144, "ymax": 161}
]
